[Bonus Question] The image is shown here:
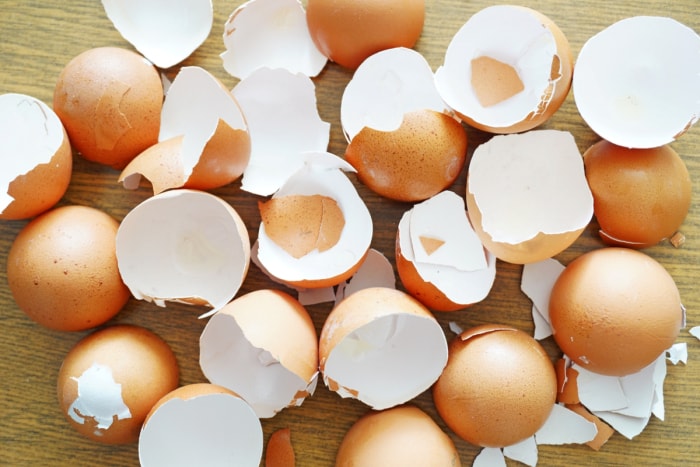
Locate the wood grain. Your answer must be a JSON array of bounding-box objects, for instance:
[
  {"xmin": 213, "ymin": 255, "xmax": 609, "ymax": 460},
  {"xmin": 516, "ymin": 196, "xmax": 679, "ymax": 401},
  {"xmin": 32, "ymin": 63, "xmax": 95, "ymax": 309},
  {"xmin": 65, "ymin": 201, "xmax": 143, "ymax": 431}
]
[{"xmin": 1, "ymin": 1, "xmax": 699, "ymax": 466}]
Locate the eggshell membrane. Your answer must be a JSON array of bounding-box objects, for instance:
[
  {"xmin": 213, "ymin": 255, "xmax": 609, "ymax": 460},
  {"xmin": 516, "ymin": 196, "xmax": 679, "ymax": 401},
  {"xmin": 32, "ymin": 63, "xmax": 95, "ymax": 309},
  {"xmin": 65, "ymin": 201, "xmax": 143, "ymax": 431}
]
[
  {"xmin": 57, "ymin": 324, "xmax": 179, "ymax": 444},
  {"xmin": 432, "ymin": 324, "xmax": 557, "ymax": 448},
  {"xmin": 583, "ymin": 140, "xmax": 692, "ymax": 248},
  {"xmin": 53, "ymin": 47, "xmax": 163, "ymax": 169},
  {"xmin": 466, "ymin": 130, "xmax": 593, "ymax": 264},
  {"xmin": 115, "ymin": 189, "xmax": 250, "ymax": 316},
  {"xmin": 199, "ymin": 289, "xmax": 318, "ymax": 418},
  {"xmin": 101, "ymin": 0, "xmax": 213, "ymax": 69},
  {"xmin": 7, "ymin": 205, "xmax": 130, "ymax": 331},
  {"xmin": 319, "ymin": 287, "xmax": 448, "ymax": 410},
  {"xmin": 435, "ymin": 5, "xmax": 573, "ymax": 134},
  {"xmin": 139, "ymin": 383, "xmax": 263, "ymax": 467},
  {"xmin": 0, "ymin": 93, "xmax": 72, "ymax": 220},
  {"xmin": 548, "ymin": 247, "xmax": 684, "ymax": 376},
  {"xmin": 266, "ymin": 427, "xmax": 295, "ymax": 467},
  {"xmin": 573, "ymin": 16, "xmax": 700, "ymax": 148},
  {"xmin": 336, "ymin": 405, "xmax": 461, "ymax": 466},
  {"xmin": 306, "ymin": 0, "xmax": 425, "ymax": 70},
  {"xmin": 345, "ymin": 109, "xmax": 467, "ymax": 202}
]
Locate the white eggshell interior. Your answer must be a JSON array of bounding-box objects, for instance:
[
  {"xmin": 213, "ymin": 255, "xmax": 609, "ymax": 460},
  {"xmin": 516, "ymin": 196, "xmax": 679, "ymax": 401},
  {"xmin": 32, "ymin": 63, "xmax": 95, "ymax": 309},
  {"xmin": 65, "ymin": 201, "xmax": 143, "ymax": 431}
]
[
  {"xmin": 101, "ymin": 0, "xmax": 213, "ymax": 69},
  {"xmin": 468, "ymin": 130, "xmax": 593, "ymax": 244},
  {"xmin": 335, "ymin": 248, "xmax": 396, "ymax": 304},
  {"xmin": 67, "ymin": 363, "xmax": 132, "ymax": 431},
  {"xmin": 435, "ymin": 5, "xmax": 562, "ymax": 128},
  {"xmin": 116, "ymin": 189, "xmax": 250, "ymax": 313},
  {"xmin": 232, "ymin": 67, "xmax": 330, "ymax": 196},
  {"xmin": 138, "ymin": 392, "xmax": 262, "ymax": 466},
  {"xmin": 573, "ymin": 16, "xmax": 700, "ymax": 148}
]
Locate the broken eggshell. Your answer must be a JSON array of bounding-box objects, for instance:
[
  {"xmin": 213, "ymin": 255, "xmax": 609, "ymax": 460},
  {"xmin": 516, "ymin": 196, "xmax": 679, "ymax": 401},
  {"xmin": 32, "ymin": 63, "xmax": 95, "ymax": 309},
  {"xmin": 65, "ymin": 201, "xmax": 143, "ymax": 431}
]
[
  {"xmin": 199, "ymin": 289, "xmax": 318, "ymax": 418},
  {"xmin": 0, "ymin": 93, "xmax": 72, "ymax": 220},
  {"xmin": 101, "ymin": 0, "xmax": 213, "ymax": 69},
  {"xmin": 319, "ymin": 287, "xmax": 448, "ymax": 410},
  {"xmin": 221, "ymin": 0, "xmax": 327, "ymax": 80},
  {"xmin": 435, "ymin": 5, "xmax": 573, "ymax": 134},
  {"xmin": 573, "ymin": 16, "xmax": 700, "ymax": 148},
  {"xmin": 115, "ymin": 189, "xmax": 250, "ymax": 317}
]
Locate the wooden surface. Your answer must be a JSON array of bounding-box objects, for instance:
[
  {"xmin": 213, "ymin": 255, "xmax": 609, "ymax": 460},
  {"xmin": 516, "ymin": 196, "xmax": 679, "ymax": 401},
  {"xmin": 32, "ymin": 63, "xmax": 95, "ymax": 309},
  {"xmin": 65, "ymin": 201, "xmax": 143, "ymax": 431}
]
[{"xmin": 2, "ymin": 1, "xmax": 699, "ymax": 466}]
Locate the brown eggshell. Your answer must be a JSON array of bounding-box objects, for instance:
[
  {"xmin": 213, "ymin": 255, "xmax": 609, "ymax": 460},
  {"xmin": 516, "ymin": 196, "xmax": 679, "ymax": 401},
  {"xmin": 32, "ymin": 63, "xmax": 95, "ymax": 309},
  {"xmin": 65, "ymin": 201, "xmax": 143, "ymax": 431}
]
[
  {"xmin": 265, "ymin": 427, "xmax": 295, "ymax": 467},
  {"xmin": 432, "ymin": 324, "xmax": 557, "ymax": 447},
  {"xmin": 57, "ymin": 324, "xmax": 179, "ymax": 444},
  {"xmin": 7, "ymin": 205, "xmax": 131, "ymax": 331},
  {"xmin": 549, "ymin": 247, "xmax": 684, "ymax": 376}
]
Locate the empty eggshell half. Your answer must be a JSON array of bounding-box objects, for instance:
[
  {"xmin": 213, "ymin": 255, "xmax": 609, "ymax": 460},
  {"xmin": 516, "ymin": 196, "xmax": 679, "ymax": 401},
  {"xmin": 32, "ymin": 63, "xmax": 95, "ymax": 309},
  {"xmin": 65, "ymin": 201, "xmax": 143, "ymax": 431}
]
[
  {"xmin": 466, "ymin": 130, "xmax": 593, "ymax": 264},
  {"xmin": 396, "ymin": 190, "xmax": 497, "ymax": 311},
  {"xmin": 199, "ymin": 289, "xmax": 318, "ymax": 418},
  {"xmin": 120, "ymin": 66, "xmax": 250, "ymax": 194},
  {"xmin": 319, "ymin": 287, "xmax": 448, "ymax": 410},
  {"xmin": 232, "ymin": 67, "xmax": 330, "ymax": 196},
  {"xmin": 0, "ymin": 93, "xmax": 72, "ymax": 220},
  {"xmin": 435, "ymin": 5, "xmax": 573, "ymax": 133},
  {"xmin": 101, "ymin": 0, "xmax": 213, "ymax": 69},
  {"xmin": 221, "ymin": 0, "xmax": 327, "ymax": 80},
  {"xmin": 115, "ymin": 189, "xmax": 250, "ymax": 316},
  {"xmin": 255, "ymin": 152, "xmax": 373, "ymax": 289},
  {"xmin": 139, "ymin": 383, "xmax": 263, "ymax": 467},
  {"xmin": 573, "ymin": 16, "xmax": 700, "ymax": 148}
]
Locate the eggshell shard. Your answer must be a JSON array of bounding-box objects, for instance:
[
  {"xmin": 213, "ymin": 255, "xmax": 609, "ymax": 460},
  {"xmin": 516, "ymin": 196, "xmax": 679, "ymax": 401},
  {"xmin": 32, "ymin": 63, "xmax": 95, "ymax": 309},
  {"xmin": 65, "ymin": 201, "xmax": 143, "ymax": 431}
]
[
  {"xmin": 583, "ymin": 139, "xmax": 692, "ymax": 248},
  {"xmin": 319, "ymin": 287, "xmax": 448, "ymax": 410},
  {"xmin": 139, "ymin": 383, "xmax": 263, "ymax": 467},
  {"xmin": 199, "ymin": 289, "xmax": 319, "ymax": 418},
  {"xmin": 57, "ymin": 325, "xmax": 179, "ymax": 444},
  {"xmin": 335, "ymin": 405, "xmax": 461, "ymax": 466},
  {"xmin": 435, "ymin": 5, "xmax": 572, "ymax": 133},
  {"xmin": 115, "ymin": 189, "xmax": 250, "ymax": 315},
  {"xmin": 573, "ymin": 16, "xmax": 700, "ymax": 148},
  {"xmin": 396, "ymin": 191, "xmax": 497, "ymax": 311},
  {"xmin": 0, "ymin": 93, "xmax": 72, "ymax": 220},
  {"xmin": 265, "ymin": 427, "xmax": 295, "ymax": 467},
  {"xmin": 432, "ymin": 324, "xmax": 557, "ymax": 448},
  {"xmin": 101, "ymin": 0, "xmax": 213, "ymax": 69},
  {"xmin": 232, "ymin": 67, "xmax": 330, "ymax": 196},
  {"xmin": 53, "ymin": 47, "xmax": 163, "ymax": 169},
  {"xmin": 466, "ymin": 130, "xmax": 593, "ymax": 264},
  {"xmin": 549, "ymin": 247, "xmax": 684, "ymax": 377},
  {"xmin": 221, "ymin": 0, "xmax": 327, "ymax": 80},
  {"xmin": 256, "ymin": 152, "xmax": 373, "ymax": 289}
]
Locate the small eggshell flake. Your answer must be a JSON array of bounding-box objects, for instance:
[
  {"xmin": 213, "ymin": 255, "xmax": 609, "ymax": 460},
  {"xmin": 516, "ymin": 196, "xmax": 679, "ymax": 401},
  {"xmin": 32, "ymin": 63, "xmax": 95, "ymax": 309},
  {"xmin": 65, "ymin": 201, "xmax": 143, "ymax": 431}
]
[
  {"xmin": 101, "ymin": 0, "xmax": 213, "ymax": 69},
  {"xmin": 115, "ymin": 189, "xmax": 250, "ymax": 315},
  {"xmin": 573, "ymin": 16, "xmax": 700, "ymax": 148},
  {"xmin": 340, "ymin": 47, "xmax": 448, "ymax": 141},
  {"xmin": 67, "ymin": 363, "xmax": 132, "ymax": 432},
  {"xmin": 221, "ymin": 0, "xmax": 327, "ymax": 80}
]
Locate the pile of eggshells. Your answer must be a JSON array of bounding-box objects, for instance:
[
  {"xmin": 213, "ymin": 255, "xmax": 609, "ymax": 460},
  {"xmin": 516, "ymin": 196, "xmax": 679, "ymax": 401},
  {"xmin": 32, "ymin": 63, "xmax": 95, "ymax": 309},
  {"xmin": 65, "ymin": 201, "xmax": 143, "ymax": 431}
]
[{"xmin": 2, "ymin": 0, "xmax": 700, "ymax": 466}]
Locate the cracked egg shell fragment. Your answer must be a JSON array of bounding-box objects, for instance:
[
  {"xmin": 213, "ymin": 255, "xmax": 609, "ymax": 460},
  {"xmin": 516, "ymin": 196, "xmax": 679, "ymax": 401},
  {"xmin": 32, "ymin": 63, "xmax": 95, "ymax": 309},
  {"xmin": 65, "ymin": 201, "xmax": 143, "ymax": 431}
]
[
  {"xmin": 396, "ymin": 191, "xmax": 497, "ymax": 312},
  {"xmin": 101, "ymin": 0, "xmax": 213, "ymax": 69},
  {"xmin": 139, "ymin": 383, "xmax": 263, "ymax": 467},
  {"xmin": 115, "ymin": 189, "xmax": 250, "ymax": 316},
  {"xmin": 319, "ymin": 287, "xmax": 448, "ymax": 410},
  {"xmin": 435, "ymin": 5, "xmax": 573, "ymax": 134},
  {"xmin": 221, "ymin": 0, "xmax": 327, "ymax": 80},
  {"xmin": 255, "ymin": 152, "xmax": 373, "ymax": 289},
  {"xmin": 199, "ymin": 289, "xmax": 318, "ymax": 418},
  {"xmin": 120, "ymin": 66, "xmax": 250, "ymax": 194},
  {"xmin": 0, "ymin": 93, "xmax": 72, "ymax": 220}
]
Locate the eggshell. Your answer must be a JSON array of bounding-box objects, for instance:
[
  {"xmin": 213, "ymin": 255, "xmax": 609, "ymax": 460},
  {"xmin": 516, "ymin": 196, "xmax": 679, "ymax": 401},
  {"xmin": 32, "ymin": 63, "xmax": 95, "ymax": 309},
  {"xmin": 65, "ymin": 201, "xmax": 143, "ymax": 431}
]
[
  {"xmin": 139, "ymin": 383, "xmax": 263, "ymax": 466},
  {"xmin": 433, "ymin": 324, "xmax": 557, "ymax": 448},
  {"xmin": 0, "ymin": 93, "xmax": 72, "ymax": 220},
  {"xmin": 335, "ymin": 405, "xmax": 461, "ymax": 466},
  {"xmin": 319, "ymin": 287, "xmax": 448, "ymax": 410},
  {"xmin": 57, "ymin": 324, "xmax": 179, "ymax": 444},
  {"xmin": 549, "ymin": 247, "xmax": 684, "ymax": 376},
  {"xmin": 583, "ymin": 140, "xmax": 692, "ymax": 248},
  {"xmin": 199, "ymin": 289, "xmax": 318, "ymax": 418},
  {"xmin": 7, "ymin": 205, "xmax": 130, "ymax": 331},
  {"xmin": 53, "ymin": 47, "xmax": 163, "ymax": 169},
  {"xmin": 265, "ymin": 427, "xmax": 295, "ymax": 467}
]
